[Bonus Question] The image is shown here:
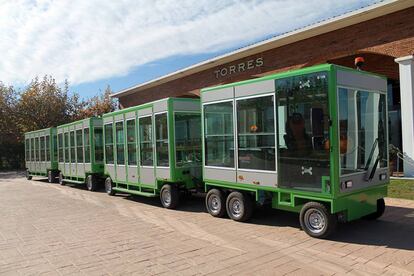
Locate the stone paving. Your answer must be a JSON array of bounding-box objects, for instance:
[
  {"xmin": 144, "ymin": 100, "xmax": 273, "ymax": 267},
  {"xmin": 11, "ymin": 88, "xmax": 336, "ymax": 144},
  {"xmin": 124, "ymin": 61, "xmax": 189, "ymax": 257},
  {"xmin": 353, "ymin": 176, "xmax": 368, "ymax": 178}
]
[{"xmin": 0, "ymin": 172, "xmax": 413, "ymax": 275}]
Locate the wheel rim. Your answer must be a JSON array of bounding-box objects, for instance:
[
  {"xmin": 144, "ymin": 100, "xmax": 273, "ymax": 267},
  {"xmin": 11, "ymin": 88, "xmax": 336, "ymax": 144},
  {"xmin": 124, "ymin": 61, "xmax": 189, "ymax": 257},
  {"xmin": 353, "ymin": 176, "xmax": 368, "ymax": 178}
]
[
  {"xmin": 231, "ymin": 199, "xmax": 242, "ymax": 218},
  {"xmin": 304, "ymin": 208, "xmax": 326, "ymax": 234},
  {"xmin": 87, "ymin": 177, "xmax": 92, "ymax": 190},
  {"xmin": 163, "ymin": 190, "xmax": 171, "ymax": 205},
  {"xmin": 209, "ymin": 195, "xmax": 221, "ymax": 213},
  {"xmin": 105, "ymin": 179, "xmax": 112, "ymax": 193}
]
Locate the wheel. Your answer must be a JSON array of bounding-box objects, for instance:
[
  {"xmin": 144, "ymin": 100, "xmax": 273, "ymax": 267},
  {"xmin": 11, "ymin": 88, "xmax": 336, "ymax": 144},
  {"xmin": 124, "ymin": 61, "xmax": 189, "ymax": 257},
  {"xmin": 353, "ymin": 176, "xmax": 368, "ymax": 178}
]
[
  {"xmin": 226, "ymin": 191, "xmax": 253, "ymax": 222},
  {"xmin": 47, "ymin": 171, "xmax": 56, "ymax": 183},
  {"xmin": 363, "ymin": 198, "xmax": 386, "ymax": 220},
  {"xmin": 58, "ymin": 172, "xmax": 65, "ymax": 185},
  {"xmin": 299, "ymin": 202, "xmax": 338, "ymax": 239},
  {"xmin": 206, "ymin": 189, "xmax": 226, "ymax": 218},
  {"xmin": 160, "ymin": 184, "xmax": 180, "ymax": 209},
  {"xmin": 26, "ymin": 169, "xmax": 32, "ymax": 180},
  {"xmin": 105, "ymin": 177, "xmax": 116, "ymax": 196},
  {"xmin": 86, "ymin": 175, "xmax": 98, "ymax": 191}
]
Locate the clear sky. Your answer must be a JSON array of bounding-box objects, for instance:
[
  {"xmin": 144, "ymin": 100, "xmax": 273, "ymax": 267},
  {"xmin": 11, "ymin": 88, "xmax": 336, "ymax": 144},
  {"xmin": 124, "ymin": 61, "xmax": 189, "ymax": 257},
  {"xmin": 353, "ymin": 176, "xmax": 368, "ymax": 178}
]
[{"xmin": 0, "ymin": 0, "xmax": 378, "ymax": 99}]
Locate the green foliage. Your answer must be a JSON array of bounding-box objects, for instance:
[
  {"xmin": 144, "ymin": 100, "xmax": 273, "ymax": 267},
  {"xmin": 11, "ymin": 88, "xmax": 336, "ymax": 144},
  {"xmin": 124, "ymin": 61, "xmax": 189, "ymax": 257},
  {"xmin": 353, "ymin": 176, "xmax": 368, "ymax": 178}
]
[{"xmin": 0, "ymin": 76, "xmax": 118, "ymax": 170}]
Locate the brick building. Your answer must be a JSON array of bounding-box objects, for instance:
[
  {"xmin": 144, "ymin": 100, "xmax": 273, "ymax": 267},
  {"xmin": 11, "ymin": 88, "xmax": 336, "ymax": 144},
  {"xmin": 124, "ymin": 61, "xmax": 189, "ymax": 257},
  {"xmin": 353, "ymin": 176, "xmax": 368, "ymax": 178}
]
[{"xmin": 111, "ymin": 0, "xmax": 414, "ymax": 175}]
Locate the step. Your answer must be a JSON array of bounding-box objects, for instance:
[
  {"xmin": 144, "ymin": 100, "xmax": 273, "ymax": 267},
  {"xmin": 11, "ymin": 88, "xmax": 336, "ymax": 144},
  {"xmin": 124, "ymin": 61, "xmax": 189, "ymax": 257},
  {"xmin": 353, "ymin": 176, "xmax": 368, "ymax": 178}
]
[
  {"xmin": 113, "ymin": 187, "xmax": 157, "ymax": 197},
  {"xmin": 63, "ymin": 178, "xmax": 85, "ymax": 185}
]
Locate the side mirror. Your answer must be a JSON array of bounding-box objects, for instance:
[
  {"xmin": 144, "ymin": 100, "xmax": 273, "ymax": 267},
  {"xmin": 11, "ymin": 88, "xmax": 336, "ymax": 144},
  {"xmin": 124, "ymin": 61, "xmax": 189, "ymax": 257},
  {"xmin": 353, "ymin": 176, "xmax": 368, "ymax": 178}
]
[{"xmin": 310, "ymin": 108, "xmax": 324, "ymax": 150}]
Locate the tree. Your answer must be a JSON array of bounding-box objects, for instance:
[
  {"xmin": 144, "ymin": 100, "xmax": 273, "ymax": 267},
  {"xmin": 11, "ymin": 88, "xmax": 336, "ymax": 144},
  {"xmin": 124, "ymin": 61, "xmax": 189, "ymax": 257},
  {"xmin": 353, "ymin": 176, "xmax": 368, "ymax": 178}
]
[
  {"xmin": 15, "ymin": 76, "xmax": 84, "ymax": 134},
  {"xmin": 0, "ymin": 83, "xmax": 20, "ymax": 169},
  {"xmin": 79, "ymin": 85, "xmax": 117, "ymax": 118}
]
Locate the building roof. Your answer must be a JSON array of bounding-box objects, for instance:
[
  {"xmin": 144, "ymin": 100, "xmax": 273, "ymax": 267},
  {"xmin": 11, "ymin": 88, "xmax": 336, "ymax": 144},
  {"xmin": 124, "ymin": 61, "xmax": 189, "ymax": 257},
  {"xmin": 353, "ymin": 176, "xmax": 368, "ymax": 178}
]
[{"xmin": 111, "ymin": 0, "xmax": 414, "ymax": 99}]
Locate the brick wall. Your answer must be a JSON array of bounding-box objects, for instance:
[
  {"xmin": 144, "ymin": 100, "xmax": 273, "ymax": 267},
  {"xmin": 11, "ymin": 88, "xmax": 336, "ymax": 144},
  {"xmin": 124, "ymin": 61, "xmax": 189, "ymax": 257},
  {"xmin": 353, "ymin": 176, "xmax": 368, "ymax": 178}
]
[{"xmin": 119, "ymin": 7, "xmax": 414, "ymax": 108}]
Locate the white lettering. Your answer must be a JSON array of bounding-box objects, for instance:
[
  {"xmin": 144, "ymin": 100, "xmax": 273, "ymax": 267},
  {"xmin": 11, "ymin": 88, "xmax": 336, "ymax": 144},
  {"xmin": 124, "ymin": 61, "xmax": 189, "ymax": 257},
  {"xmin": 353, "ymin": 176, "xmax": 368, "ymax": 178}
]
[
  {"xmin": 247, "ymin": 60, "xmax": 254, "ymax": 70},
  {"xmin": 215, "ymin": 57, "xmax": 264, "ymax": 78},
  {"xmin": 256, "ymin": 57, "xmax": 264, "ymax": 67}
]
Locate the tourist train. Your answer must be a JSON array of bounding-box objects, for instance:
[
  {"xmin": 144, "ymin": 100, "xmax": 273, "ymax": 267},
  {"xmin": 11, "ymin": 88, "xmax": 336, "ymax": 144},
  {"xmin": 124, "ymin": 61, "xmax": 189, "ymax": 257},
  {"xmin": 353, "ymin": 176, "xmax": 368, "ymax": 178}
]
[{"xmin": 24, "ymin": 64, "xmax": 389, "ymax": 238}]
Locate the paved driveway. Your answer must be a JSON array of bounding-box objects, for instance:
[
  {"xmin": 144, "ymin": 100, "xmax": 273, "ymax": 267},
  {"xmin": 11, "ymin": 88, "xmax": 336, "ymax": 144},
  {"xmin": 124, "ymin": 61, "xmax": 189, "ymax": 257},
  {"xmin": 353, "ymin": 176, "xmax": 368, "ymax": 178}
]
[{"xmin": 0, "ymin": 172, "xmax": 413, "ymax": 275}]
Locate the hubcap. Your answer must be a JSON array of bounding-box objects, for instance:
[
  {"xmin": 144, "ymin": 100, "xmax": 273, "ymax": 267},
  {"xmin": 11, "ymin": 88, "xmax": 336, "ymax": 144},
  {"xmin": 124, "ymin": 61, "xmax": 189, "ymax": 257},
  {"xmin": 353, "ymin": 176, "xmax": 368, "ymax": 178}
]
[
  {"xmin": 163, "ymin": 190, "xmax": 171, "ymax": 205},
  {"xmin": 231, "ymin": 199, "xmax": 242, "ymax": 217},
  {"xmin": 304, "ymin": 208, "xmax": 326, "ymax": 234},
  {"xmin": 209, "ymin": 195, "xmax": 221, "ymax": 212}
]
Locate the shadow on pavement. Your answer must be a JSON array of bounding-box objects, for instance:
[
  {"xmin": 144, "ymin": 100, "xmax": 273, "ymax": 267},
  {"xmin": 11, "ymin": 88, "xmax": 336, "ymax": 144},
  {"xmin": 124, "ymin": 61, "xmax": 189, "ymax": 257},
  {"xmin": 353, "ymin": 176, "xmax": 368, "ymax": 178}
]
[
  {"xmin": 22, "ymin": 174, "xmax": 414, "ymax": 251},
  {"xmin": 249, "ymin": 205, "xmax": 414, "ymax": 251}
]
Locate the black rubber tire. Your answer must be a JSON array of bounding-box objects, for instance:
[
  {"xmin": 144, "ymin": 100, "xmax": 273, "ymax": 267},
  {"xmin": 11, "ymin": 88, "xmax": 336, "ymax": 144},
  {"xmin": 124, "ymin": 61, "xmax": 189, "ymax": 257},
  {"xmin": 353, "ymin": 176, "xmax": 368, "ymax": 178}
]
[
  {"xmin": 58, "ymin": 172, "xmax": 65, "ymax": 185},
  {"xmin": 47, "ymin": 171, "xmax": 55, "ymax": 183},
  {"xmin": 105, "ymin": 177, "xmax": 116, "ymax": 196},
  {"xmin": 26, "ymin": 169, "xmax": 32, "ymax": 180},
  {"xmin": 226, "ymin": 191, "xmax": 253, "ymax": 222},
  {"xmin": 206, "ymin": 189, "xmax": 226, "ymax": 218},
  {"xmin": 299, "ymin": 202, "xmax": 338, "ymax": 239},
  {"xmin": 160, "ymin": 184, "xmax": 180, "ymax": 209},
  {"xmin": 363, "ymin": 198, "xmax": 386, "ymax": 220},
  {"xmin": 86, "ymin": 175, "xmax": 98, "ymax": 191}
]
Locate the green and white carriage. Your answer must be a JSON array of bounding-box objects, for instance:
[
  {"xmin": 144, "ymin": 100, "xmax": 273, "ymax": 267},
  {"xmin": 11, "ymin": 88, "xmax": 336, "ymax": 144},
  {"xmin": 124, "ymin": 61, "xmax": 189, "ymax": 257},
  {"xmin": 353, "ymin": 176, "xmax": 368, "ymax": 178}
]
[
  {"xmin": 201, "ymin": 64, "xmax": 389, "ymax": 238},
  {"xmin": 24, "ymin": 127, "xmax": 59, "ymax": 182},
  {"xmin": 57, "ymin": 117, "xmax": 104, "ymax": 190},
  {"xmin": 102, "ymin": 97, "xmax": 202, "ymax": 208}
]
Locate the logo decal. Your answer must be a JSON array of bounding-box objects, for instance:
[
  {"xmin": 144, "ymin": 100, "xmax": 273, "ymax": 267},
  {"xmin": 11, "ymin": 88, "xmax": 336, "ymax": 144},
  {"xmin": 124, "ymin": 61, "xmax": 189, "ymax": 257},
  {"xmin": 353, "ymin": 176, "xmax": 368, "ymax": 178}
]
[{"xmin": 301, "ymin": 166, "xmax": 313, "ymax": 175}]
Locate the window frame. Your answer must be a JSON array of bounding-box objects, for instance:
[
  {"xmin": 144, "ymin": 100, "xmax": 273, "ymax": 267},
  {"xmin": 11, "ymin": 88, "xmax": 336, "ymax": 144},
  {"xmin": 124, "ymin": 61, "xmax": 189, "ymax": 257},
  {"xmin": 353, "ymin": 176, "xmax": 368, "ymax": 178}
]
[
  {"xmin": 58, "ymin": 133, "xmax": 64, "ymax": 162},
  {"xmin": 93, "ymin": 127, "xmax": 104, "ymax": 163},
  {"xmin": 336, "ymin": 85, "xmax": 388, "ymax": 177},
  {"xmin": 126, "ymin": 118, "xmax": 138, "ymax": 166},
  {"xmin": 154, "ymin": 111, "xmax": 170, "ymax": 168},
  {"xmin": 45, "ymin": 135, "xmax": 50, "ymax": 162},
  {"xmin": 173, "ymin": 111, "xmax": 202, "ymax": 168},
  {"xmin": 138, "ymin": 114, "xmax": 154, "ymax": 168},
  {"xmin": 64, "ymin": 131, "xmax": 70, "ymax": 163},
  {"xmin": 235, "ymin": 92, "xmax": 277, "ymax": 173},
  {"xmin": 104, "ymin": 122, "xmax": 114, "ymax": 165},
  {"xmin": 76, "ymin": 129, "xmax": 84, "ymax": 163},
  {"xmin": 84, "ymin": 127, "xmax": 91, "ymax": 163},
  {"xmin": 115, "ymin": 120, "xmax": 126, "ymax": 166},
  {"xmin": 202, "ymin": 99, "xmax": 236, "ymax": 170}
]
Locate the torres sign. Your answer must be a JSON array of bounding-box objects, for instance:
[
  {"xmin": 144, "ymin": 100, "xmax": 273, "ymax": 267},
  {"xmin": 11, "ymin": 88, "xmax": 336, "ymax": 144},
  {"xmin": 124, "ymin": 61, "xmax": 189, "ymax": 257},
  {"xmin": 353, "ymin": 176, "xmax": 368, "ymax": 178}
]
[{"xmin": 214, "ymin": 57, "xmax": 264, "ymax": 79}]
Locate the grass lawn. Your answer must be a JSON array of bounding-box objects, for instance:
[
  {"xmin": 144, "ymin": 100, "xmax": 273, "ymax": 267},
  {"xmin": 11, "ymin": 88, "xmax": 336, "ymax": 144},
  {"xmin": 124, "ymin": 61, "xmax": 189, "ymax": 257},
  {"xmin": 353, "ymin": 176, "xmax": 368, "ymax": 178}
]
[{"xmin": 388, "ymin": 179, "xmax": 414, "ymax": 200}]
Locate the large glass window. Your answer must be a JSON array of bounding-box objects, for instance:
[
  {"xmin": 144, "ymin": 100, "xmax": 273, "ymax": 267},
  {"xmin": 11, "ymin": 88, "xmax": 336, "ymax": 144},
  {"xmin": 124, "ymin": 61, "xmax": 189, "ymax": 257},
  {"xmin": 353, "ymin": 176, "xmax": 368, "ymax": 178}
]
[
  {"xmin": 84, "ymin": 128, "xmax": 90, "ymax": 163},
  {"xmin": 126, "ymin": 119, "xmax": 137, "ymax": 165},
  {"xmin": 31, "ymin": 138, "xmax": 35, "ymax": 161},
  {"xmin": 64, "ymin": 132, "xmax": 69, "ymax": 162},
  {"xmin": 204, "ymin": 101, "xmax": 234, "ymax": 167},
  {"xmin": 104, "ymin": 124, "xmax": 114, "ymax": 164},
  {"xmin": 35, "ymin": 137, "xmax": 40, "ymax": 161},
  {"xmin": 45, "ymin": 136, "xmax": 50, "ymax": 162},
  {"xmin": 175, "ymin": 113, "xmax": 202, "ymax": 167},
  {"xmin": 338, "ymin": 89, "xmax": 387, "ymax": 175},
  {"xmin": 237, "ymin": 95, "xmax": 275, "ymax": 171},
  {"xmin": 58, "ymin": 133, "xmax": 63, "ymax": 162},
  {"xmin": 53, "ymin": 135, "xmax": 57, "ymax": 162},
  {"xmin": 155, "ymin": 113, "xmax": 169, "ymax": 167},
  {"xmin": 139, "ymin": 116, "xmax": 153, "ymax": 166},
  {"xmin": 94, "ymin": 128, "xmax": 103, "ymax": 163},
  {"xmin": 116, "ymin": 121, "xmax": 125, "ymax": 165},
  {"xmin": 70, "ymin": 131, "xmax": 75, "ymax": 163},
  {"xmin": 40, "ymin": 137, "xmax": 45, "ymax": 161},
  {"xmin": 25, "ymin": 139, "xmax": 30, "ymax": 161},
  {"xmin": 276, "ymin": 72, "xmax": 330, "ymax": 192},
  {"xmin": 76, "ymin": 129, "xmax": 83, "ymax": 163}
]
